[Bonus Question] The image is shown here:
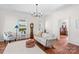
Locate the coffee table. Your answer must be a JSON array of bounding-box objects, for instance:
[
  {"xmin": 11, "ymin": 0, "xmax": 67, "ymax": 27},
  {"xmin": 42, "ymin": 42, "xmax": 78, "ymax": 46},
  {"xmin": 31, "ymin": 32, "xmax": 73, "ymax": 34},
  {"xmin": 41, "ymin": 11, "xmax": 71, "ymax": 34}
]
[{"xmin": 3, "ymin": 40, "xmax": 45, "ymax": 54}]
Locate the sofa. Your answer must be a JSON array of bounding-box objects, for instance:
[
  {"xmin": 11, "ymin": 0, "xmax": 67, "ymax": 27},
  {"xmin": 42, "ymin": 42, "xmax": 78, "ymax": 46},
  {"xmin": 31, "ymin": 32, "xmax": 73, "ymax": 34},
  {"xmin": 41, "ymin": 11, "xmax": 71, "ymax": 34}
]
[
  {"xmin": 35, "ymin": 32, "xmax": 57, "ymax": 48},
  {"xmin": 3, "ymin": 32, "xmax": 29, "ymax": 42},
  {"xmin": 3, "ymin": 32, "xmax": 16, "ymax": 42},
  {"xmin": 0, "ymin": 34, "xmax": 5, "ymax": 41}
]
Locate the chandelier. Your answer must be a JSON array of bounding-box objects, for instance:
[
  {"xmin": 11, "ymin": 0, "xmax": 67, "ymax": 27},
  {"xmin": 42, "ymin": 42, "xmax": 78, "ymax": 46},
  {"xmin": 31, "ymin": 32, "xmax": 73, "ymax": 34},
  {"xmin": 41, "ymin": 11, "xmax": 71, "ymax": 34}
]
[{"xmin": 32, "ymin": 4, "xmax": 42, "ymax": 17}]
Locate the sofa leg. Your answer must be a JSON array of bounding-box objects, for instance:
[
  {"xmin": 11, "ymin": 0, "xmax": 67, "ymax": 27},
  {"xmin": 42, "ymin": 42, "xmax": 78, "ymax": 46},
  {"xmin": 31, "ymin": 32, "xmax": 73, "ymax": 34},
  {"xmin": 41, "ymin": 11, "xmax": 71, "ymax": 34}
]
[
  {"xmin": 4, "ymin": 40, "xmax": 9, "ymax": 43},
  {"xmin": 9, "ymin": 40, "xmax": 12, "ymax": 43},
  {"xmin": 4, "ymin": 40, "xmax": 8, "ymax": 43},
  {"xmin": 4, "ymin": 40, "xmax": 6, "ymax": 43}
]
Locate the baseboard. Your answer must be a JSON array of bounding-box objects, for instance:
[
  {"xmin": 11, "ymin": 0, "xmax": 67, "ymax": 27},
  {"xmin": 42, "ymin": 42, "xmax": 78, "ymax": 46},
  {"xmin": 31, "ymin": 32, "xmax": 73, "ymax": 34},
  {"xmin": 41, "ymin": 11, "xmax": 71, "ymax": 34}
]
[{"xmin": 69, "ymin": 40, "xmax": 79, "ymax": 46}]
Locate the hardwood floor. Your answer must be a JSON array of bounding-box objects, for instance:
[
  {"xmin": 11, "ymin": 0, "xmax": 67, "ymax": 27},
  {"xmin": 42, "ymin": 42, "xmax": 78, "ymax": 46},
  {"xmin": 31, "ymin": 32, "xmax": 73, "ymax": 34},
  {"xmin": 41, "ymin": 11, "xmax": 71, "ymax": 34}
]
[
  {"xmin": 36, "ymin": 42, "xmax": 79, "ymax": 54},
  {"xmin": 0, "ymin": 37, "xmax": 79, "ymax": 54},
  {"xmin": 36, "ymin": 35, "xmax": 79, "ymax": 54},
  {"xmin": 0, "ymin": 42, "xmax": 7, "ymax": 54}
]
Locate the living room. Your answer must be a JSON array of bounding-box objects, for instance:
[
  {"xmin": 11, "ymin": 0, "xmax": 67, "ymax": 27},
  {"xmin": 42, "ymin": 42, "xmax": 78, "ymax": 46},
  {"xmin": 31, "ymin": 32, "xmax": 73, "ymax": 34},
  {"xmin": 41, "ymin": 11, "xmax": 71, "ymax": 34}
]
[{"xmin": 0, "ymin": 4, "xmax": 79, "ymax": 54}]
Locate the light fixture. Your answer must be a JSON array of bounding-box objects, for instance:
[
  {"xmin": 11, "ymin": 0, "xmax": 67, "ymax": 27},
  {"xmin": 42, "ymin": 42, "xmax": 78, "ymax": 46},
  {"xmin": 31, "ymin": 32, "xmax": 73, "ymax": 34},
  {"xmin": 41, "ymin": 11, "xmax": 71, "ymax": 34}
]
[
  {"xmin": 15, "ymin": 25, "xmax": 18, "ymax": 41},
  {"xmin": 32, "ymin": 4, "xmax": 42, "ymax": 17}
]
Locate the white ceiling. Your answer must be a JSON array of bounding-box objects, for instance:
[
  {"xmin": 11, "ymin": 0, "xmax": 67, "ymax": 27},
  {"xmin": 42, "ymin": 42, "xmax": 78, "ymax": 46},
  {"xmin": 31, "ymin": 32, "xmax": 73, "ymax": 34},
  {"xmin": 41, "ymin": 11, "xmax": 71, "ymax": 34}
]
[{"xmin": 0, "ymin": 4, "xmax": 71, "ymax": 16}]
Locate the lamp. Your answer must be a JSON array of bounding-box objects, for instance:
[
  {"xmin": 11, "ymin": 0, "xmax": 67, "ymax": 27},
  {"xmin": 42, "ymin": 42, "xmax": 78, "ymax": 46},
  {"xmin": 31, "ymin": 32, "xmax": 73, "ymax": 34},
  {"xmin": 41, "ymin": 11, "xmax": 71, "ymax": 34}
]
[
  {"xmin": 15, "ymin": 25, "xmax": 18, "ymax": 29},
  {"xmin": 15, "ymin": 25, "xmax": 18, "ymax": 41}
]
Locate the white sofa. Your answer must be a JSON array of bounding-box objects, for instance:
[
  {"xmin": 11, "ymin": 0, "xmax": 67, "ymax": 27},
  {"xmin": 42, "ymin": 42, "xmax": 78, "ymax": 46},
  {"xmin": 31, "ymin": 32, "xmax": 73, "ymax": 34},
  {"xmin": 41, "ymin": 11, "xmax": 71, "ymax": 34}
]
[
  {"xmin": 0, "ymin": 34, "xmax": 4, "ymax": 41},
  {"xmin": 35, "ymin": 33, "xmax": 57, "ymax": 48},
  {"xmin": 3, "ymin": 32, "xmax": 16, "ymax": 42},
  {"xmin": 3, "ymin": 32, "xmax": 28, "ymax": 42}
]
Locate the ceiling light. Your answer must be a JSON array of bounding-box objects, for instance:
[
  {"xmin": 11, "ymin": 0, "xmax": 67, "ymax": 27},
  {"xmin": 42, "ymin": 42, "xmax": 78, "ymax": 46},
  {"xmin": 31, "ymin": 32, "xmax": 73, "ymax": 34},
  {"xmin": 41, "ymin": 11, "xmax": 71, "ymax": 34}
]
[{"xmin": 32, "ymin": 4, "xmax": 42, "ymax": 17}]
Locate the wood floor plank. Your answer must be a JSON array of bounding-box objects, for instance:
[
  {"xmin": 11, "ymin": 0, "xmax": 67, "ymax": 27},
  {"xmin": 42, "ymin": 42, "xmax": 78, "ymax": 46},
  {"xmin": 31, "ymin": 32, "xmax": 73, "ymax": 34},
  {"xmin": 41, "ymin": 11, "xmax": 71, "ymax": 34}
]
[
  {"xmin": 36, "ymin": 41, "xmax": 79, "ymax": 54},
  {"xmin": 0, "ymin": 42, "xmax": 7, "ymax": 54}
]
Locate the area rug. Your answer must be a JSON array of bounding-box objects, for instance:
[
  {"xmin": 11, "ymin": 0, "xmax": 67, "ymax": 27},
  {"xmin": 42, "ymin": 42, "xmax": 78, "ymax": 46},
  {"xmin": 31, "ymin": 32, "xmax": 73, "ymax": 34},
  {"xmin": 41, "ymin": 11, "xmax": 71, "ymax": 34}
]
[{"xmin": 45, "ymin": 43, "xmax": 79, "ymax": 54}]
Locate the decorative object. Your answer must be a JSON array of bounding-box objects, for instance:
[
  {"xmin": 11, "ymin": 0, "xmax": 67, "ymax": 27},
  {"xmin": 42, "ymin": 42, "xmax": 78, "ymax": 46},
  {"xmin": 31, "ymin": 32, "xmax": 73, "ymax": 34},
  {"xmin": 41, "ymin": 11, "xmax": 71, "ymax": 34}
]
[
  {"xmin": 30, "ymin": 23, "xmax": 34, "ymax": 39},
  {"xmin": 26, "ymin": 23, "xmax": 35, "ymax": 48},
  {"xmin": 32, "ymin": 4, "xmax": 42, "ymax": 17},
  {"xmin": 32, "ymin": 4, "xmax": 43, "ymax": 35}
]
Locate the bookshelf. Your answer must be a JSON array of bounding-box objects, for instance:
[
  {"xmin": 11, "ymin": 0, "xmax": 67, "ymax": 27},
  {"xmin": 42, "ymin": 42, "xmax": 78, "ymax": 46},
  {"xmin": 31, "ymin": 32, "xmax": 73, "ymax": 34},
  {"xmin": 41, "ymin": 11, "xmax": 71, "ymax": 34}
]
[{"xmin": 18, "ymin": 20, "xmax": 27, "ymax": 39}]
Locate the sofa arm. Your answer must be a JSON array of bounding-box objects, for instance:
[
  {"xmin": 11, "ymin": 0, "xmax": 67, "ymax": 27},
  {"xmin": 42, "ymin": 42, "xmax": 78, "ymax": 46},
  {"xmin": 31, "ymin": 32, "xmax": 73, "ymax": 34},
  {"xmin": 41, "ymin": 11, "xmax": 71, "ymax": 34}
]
[{"xmin": 46, "ymin": 39, "xmax": 56, "ymax": 48}]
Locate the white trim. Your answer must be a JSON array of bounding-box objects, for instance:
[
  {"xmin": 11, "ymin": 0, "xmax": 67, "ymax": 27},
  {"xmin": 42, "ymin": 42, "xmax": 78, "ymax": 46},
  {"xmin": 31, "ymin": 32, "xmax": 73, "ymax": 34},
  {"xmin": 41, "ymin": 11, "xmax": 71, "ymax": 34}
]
[{"xmin": 69, "ymin": 40, "xmax": 79, "ymax": 46}]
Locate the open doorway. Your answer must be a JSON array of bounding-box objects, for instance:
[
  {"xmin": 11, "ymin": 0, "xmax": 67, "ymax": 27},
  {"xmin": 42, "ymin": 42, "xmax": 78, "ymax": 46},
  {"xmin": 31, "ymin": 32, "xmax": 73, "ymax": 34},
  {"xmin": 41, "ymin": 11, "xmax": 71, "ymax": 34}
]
[
  {"xmin": 60, "ymin": 22, "xmax": 68, "ymax": 36},
  {"xmin": 59, "ymin": 19, "xmax": 69, "ymax": 36},
  {"xmin": 58, "ymin": 19, "xmax": 69, "ymax": 45}
]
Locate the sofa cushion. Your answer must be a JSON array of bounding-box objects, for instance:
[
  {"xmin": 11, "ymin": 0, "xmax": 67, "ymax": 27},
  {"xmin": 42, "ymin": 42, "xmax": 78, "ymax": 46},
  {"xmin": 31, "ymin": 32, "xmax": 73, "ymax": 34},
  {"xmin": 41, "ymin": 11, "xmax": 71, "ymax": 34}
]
[
  {"xmin": 37, "ymin": 32, "xmax": 43, "ymax": 37},
  {"xmin": 42, "ymin": 33, "xmax": 49, "ymax": 38}
]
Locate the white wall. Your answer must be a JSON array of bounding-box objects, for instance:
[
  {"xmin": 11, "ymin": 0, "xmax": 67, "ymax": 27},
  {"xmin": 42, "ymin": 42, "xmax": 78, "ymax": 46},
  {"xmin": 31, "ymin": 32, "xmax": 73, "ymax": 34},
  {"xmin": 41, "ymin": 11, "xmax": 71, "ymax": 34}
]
[
  {"xmin": 0, "ymin": 10, "xmax": 45, "ymax": 36},
  {"xmin": 0, "ymin": 15, "xmax": 5, "ymax": 34},
  {"xmin": 45, "ymin": 15, "xmax": 59, "ymax": 38},
  {"xmin": 0, "ymin": 11, "xmax": 30, "ymax": 34},
  {"xmin": 45, "ymin": 5, "xmax": 79, "ymax": 45}
]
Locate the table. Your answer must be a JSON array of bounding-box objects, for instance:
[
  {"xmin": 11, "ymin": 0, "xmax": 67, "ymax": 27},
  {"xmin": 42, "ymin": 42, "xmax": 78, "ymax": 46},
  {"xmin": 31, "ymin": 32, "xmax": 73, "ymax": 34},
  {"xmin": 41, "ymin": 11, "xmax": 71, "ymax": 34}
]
[{"xmin": 3, "ymin": 40, "xmax": 45, "ymax": 54}]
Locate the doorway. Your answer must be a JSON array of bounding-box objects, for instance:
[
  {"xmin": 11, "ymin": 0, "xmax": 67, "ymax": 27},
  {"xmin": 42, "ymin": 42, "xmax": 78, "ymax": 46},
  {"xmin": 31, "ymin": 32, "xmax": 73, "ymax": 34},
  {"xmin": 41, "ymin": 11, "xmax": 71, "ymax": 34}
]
[{"xmin": 58, "ymin": 19, "xmax": 69, "ymax": 45}]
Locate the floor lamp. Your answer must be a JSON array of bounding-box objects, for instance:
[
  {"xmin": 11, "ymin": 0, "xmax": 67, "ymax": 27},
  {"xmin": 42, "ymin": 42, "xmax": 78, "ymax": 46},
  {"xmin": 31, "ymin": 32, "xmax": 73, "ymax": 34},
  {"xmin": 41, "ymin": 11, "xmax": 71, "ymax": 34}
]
[{"xmin": 15, "ymin": 25, "xmax": 18, "ymax": 41}]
